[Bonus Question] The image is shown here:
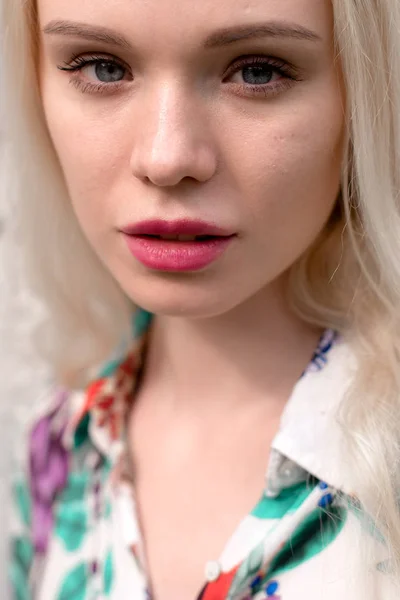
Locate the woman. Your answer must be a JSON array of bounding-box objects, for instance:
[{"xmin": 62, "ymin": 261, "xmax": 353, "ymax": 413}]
[{"xmin": 3, "ymin": 0, "xmax": 400, "ymax": 598}]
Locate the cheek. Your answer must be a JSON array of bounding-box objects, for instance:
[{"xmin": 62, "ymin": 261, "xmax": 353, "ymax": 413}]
[
  {"xmin": 44, "ymin": 120, "xmax": 134, "ymax": 259},
  {"xmin": 226, "ymin": 95, "xmax": 344, "ymax": 282},
  {"xmin": 44, "ymin": 116, "xmax": 128, "ymax": 190},
  {"xmin": 41, "ymin": 81, "xmax": 130, "ymax": 224},
  {"xmin": 235, "ymin": 100, "xmax": 344, "ymax": 240}
]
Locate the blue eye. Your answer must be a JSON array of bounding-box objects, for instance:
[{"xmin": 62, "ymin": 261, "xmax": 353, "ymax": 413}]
[
  {"xmin": 223, "ymin": 55, "xmax": 301, "ymax": 98},
  {"xmin": 241, "ymin": 64, "xmax": 274, "ymax": 85},
  {"xmin": 93, "ymin": 61, "xmax": 126, "ymax": 83},
  {"xmin": 58, "ymin": 54, "xmax": 131, "ymax": 90}
]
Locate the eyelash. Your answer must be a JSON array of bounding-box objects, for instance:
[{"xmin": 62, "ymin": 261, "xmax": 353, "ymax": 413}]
[
  {"xmin": 58, "ymin": 53, "xmax": 301, "ymax": 98},
  {"xmin": 224, "ymin": 55, "xmax": 301, "ymax": 98}
]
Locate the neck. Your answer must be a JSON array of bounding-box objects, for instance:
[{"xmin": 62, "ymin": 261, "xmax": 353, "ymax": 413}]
[{"xmin": 139, "ymin": 275, "xmax": 323, "ymax": 414}]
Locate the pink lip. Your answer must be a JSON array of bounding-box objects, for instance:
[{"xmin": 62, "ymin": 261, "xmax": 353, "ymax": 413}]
[
  {"xmin": 120, "ymin": 219, "xmax": 234, "ymax": 237},
  {"xmin": 120, "ymin": 219, "xmax": 236, "ymax": 272}
]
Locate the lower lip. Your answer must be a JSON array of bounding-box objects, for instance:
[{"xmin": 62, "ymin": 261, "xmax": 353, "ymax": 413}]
[{"xmin": 123, "ymin": 235, "xmax": 235, "ymax": 272}]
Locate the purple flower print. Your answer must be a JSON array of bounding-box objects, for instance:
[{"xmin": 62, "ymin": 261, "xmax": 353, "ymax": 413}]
[{"xmin": 29, "ymin": 390, "xmax": 70, "ymax": 554}]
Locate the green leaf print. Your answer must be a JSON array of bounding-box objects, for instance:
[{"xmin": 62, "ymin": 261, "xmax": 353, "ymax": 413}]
[
  {"xmin": 227, "ymin": 544, "xmax": 264, "ymax": 599},
  {"xmin": 266, "ymin": 503, "xmax": 347, "ymax": 579},
  {"xmin": 103, "ymin": 551, "xmax": 114, "ymax": 595},
  {"xmin": 73, "ymin": 414, "xmax": 90, "ymax": 450},
  {"xmin": 55, "ymin": 503, "xmax": 88, "ymax": 552},
  {"xmin": 227, "ymin": 494, "xmax": 347, "ymax": 599},
  {"xmin": 57, "ymin": 563, "xmax": 88, "ymax": 600},
  {"xmin": 9, "ymin": 537, "xmax": 34, "ymax": 600},
  {"xmin": 104, "ymin": 499, "xmax": 112, "ymax": 520},
  {"xmin": 132, "ymin": 309, "xmax": 153, "ymax": 338},
  {"xmin": 13, "ymin": 481, "xmax": 31, "ymax": 527},
  {"xmin": 99, "ymin": 359, "xmax": 123, "ymax": 379},
  {"xmin": 54, "ymin": 468, "xmax": 91, "ymax": 552},
  {"xmin": 252, "ymin": 481, "xmax": 317, "ymax": 520},
  {"xmin": 12, "ymin": 538, "xmax": 34, "ymax": 574},
  {"xmin": 9, "ymin": 562, "xmax": 31, "ymax": 600},
  {"xmin": 58, "ymin": 471, "xmax": 89, "ymax": 504}
]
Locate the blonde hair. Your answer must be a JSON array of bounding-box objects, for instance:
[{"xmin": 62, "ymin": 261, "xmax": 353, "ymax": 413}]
[{"xmin": 2, "ymin": 0, "xmax": 400, "ymax": 594}]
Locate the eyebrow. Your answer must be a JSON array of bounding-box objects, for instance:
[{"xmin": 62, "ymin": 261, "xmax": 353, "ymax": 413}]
[
  {"xmin": 43, "ymin": 20, "xmax": 132, "ymax": 49},
  {"xmin": 42, "ymin": 19, "xmax": 321, "ymax": 50},
  {"xmin": 204, "ymin": 22, "xmax": 322, "ymax": 47}
]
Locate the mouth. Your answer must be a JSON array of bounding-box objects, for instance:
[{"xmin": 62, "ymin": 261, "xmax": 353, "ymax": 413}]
[
  {"xmin": 120, "ymin": 218, "xmax": 235, "ymax": 238},
  {"xmin": 120, "ymin": 220, "xmax": 237, "ymax": 272},
  {"xmin": 135, "ymin": 234, "xmax": 225, "ymax": 242}
]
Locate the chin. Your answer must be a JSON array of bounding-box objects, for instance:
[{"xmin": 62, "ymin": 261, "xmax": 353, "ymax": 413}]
[{"xmin": 119, "ymin": 274, "xmax": 243, "ymax": 320}]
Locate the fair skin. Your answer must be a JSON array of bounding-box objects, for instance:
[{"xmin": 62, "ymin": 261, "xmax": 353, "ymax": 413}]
[{"xmin": 38, "ymin": 0, "xmax": 344, "ymax": 597}]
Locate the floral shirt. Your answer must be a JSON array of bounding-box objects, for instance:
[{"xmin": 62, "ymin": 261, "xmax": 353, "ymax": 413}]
[{"xmin": 9, "ymin": 310, "xmax": 392, "ymax": 599}]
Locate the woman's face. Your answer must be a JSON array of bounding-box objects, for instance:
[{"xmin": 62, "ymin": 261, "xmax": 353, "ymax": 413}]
[{"xmin": 38, "ymin": 0, "xmax": 345, "ymax": 317}]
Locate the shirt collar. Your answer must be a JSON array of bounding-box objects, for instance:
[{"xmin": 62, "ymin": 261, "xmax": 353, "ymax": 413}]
[
  {"xmin": 269, "ymin": 331, "xmax": 356, "ymax": 495},
  {"xmin": 64, "ymin": 310, "xmax": 355, "ymax": 495}
]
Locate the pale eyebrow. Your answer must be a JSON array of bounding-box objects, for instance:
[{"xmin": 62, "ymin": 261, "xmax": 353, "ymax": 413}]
[
  {"xmin": 42, "ymin": 19, "xmax": 322, "ymax": 51},
  {"xmin": 43, "ymin": 20, "xmax": 133, "ymax": 50},
  {"xmin": 203, "ymin": 22, "xmax": 322, "ymax": 47}
]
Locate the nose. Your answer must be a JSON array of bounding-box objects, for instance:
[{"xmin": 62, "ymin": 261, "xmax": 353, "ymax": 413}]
[{"xmin": 130, "ymin": 85, "xmax": 218, "ymax": 187}]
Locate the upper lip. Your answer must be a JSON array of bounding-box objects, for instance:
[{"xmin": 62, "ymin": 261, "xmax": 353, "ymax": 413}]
[{"xmin": 120, "ymin": 219, "xmax": 235, "ymax": 237}]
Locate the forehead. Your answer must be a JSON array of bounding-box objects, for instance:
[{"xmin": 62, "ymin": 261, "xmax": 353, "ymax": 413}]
[{"xmin": 37, "ymin": 0, "xmax": 334, "ymax": 47}]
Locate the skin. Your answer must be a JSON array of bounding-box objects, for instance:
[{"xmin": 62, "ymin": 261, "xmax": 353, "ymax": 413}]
[{"xmin": 37, "ymin": 0, "xmax": 345, "ymax": 598}]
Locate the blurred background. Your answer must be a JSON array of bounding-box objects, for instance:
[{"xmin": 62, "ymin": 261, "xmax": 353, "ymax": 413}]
[{"xmin": 0, "ymin": 209, "xmax": 50, "ymax": 595}]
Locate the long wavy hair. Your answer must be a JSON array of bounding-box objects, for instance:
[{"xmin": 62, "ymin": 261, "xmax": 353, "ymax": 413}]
[{"xmin": 2, "ymin": 0, "xmax": 400, "ymax": 595}]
